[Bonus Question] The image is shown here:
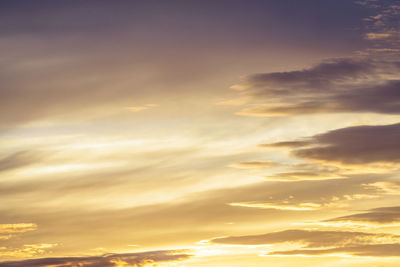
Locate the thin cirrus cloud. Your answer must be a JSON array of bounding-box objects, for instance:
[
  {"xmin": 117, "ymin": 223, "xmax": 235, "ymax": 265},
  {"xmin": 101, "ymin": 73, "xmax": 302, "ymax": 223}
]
[{"xmin": 0, "ymin": 250, "xmax": 191, "ymax": 267}]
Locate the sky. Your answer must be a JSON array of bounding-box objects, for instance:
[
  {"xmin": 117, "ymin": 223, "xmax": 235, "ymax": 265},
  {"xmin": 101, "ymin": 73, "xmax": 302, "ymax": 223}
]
[{"xmin": 0, "ymin": 0, "xmax": 400, "ymax": 266}]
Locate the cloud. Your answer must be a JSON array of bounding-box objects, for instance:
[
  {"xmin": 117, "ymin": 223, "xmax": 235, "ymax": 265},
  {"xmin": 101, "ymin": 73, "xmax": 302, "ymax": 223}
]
[
  {"xmin": 264, "ymin": 171, "xmax": 345, "ymax": 181},
  {"xmin": 0, "ymin": 29, "xmax": 240, "ymax": 131},
  {"xmin": 231, "ymin": 158, "xmax": 344, "ymax": 181},
  {"xmin": 365, "ymin": 32, "xmax": 392, "ymax": 39},
  {"xmin": 359, "ymin": 0, "xmax": 400, "ymax": 51},
  {"xmin": 272, "ymin": 164, "xmax": 344, "ymax": 181},
  {"xmin": 212, "ymin": 229, "xmax": 400, "ymax": 258},
  {"xmin": 0, "ymin": 250, "xmax": 191, "ymax": 267},
  {"xmin": 258, "ymin": 141, "xmax": 309, "ymax": 148},
  {"xmin": 266, "ymin": 243, "xmax": 400, "ymax": 257},
  {"xmin": 0, "ymin": 223, "xmax": 37, "ymax": 240},
  {"xmin": 211, "ymin": 229, "xmax": 400, "ymax": 248},
  {"xmin": 0, "ymin": 224, "xmax": 54, "ymax": 258},
  {"xmin": 230, "ymin": 0, "xmax": 400, "ymax": 118},
  {"xmin": 264, "ymin": 123, "xmax": 400, "ymax": 165},
  {"xmin": 325, "ymin": 206, "xmax": 400, "ymax": 225},
  {"xmin": 0, "ymin": 244, "xmax": 56, "ymax": 259},
  {"xmin": 0, "ymin": 224, "xmax": 37, "ymax": 234},
  {"xmin": 229, "ymin": 202, "xmax": 323, "ymax": 211},
  {"xmin": 227, "ymin": 192, "xmax": 377, "ymax": 211},
  {"xmin": 232, "ymin": 58, "xmax": 400, "ymax": 116},
  {"xmin": 0, "ymin": 151, "xmax": 46, "ymax": 174},
  {"xmin": 229, "ymin": 161, "xmax": 279, "ymax": 169},
  {"xmin": 235, "ymin": 58, "xmax": 377, "ymax": 90},
  {"xmin": 0, "ymin": 175, "xmax": 380, "ymax": 250},
  {"xmin": 126, "ymin": 104, "xmax": 158, "ymax": 112},
  {"xmin": 364, "ymin": 181, "xmax": 400, "ymax": 194}
]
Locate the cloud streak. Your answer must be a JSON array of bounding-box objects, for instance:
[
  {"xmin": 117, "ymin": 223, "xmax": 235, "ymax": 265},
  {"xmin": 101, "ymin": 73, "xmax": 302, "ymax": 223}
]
[
  {"xmin": 212, "ymin": 229, "xmax": 400, "ymax": 258},
  {"xmin": 211, "ymin": 229, "xmax": 400, "ymax": 248},
  {"xmin": 0, "ymin": 250, "xmax": 191, "ymax": 267},
  {"xmin": 266, "ymin": 243, "xmax": 400, "ymax": 257},
  {"xmin": 325, "ymin": 206, "xmax": 400, "ymax": 225},
  {"xmin": 229, "ymin": 202, "xmax": 323, "ymax": 211}
]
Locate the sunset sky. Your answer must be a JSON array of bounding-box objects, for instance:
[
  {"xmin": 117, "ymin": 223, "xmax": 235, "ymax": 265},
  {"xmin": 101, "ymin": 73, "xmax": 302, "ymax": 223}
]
[{"xmin": 1, "ymin": 0, "xmax": 400, "ymax": 266}]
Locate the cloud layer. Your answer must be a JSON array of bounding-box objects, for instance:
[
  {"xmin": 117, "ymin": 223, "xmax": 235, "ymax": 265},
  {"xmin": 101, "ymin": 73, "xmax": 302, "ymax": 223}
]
[
  {"xmin": 267, "ymin": 243, "xmax": 400, "ymax": 257},
  {"xmin": 211, "ymin": 229, "xmax": 400, "ymax": 248},
  {"xmin": 212, "ymin": 229, "xmax": 400, "ymax": 257},
  {"xmin": 0, "ymin": 250, "xmax": 190, "ymax": 267}
]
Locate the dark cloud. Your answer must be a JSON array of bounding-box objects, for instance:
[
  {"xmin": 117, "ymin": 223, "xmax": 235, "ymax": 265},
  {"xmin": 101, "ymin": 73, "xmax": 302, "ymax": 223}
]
[
  {"xmin": 234, "ymin": 58, "xmax": 400, "ymax": 116},
  {"xmin": 211, "ymin": 229, "xmax": 399, "ymax": 248},
  {"xmin": 244, "ymin": 58, "xmax": 374, "ymax": 88},
  {"xmin": 267, "ymin": 243, "xmax": 400, "ymax": 257},
  {"xmin": 0, "ymin": 250, "xmax": 190, "ymax": 267},
  {"xmin": 326, "ymin": 206, "xmax": 400, "ymax": 224},
  {"xmin": 264, "ymin": 123, "xmax": 400, "ymax": 165}
]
